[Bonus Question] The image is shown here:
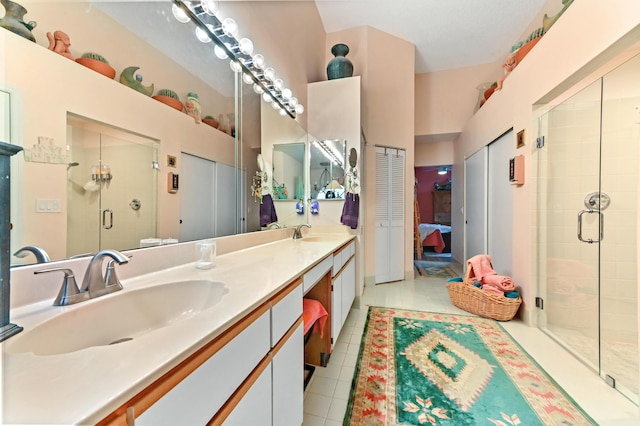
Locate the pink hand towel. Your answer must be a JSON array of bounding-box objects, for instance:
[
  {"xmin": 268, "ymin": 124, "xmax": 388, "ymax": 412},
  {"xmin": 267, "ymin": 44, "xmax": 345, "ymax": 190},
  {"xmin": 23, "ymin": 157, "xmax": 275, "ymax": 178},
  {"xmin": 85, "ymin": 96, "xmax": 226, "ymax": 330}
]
[
  {"xmin": 481, "ymin": 283, "xmax": 505, "ymax": 296},
  {"xmin": 482, "ymin": 275, "xmax": 515, "ymax": 291}
]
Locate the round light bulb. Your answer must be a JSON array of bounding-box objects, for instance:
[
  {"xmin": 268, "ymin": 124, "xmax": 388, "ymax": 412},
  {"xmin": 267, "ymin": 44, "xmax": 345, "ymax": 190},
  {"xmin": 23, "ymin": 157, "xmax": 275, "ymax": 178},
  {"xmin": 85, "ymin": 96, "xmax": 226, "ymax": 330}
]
[
  {"xmin": 271, "ymin": 101, "xmax": 280, "ymax": 110},
  {"xmin": 279, "ymin": 109, "xmax": 287, "ymax": 116},
  {"xmin": 262, "ymin": 92, "xmax": 272, "ymax": 103},
  {"xmin": 230, "ymin": 60, "xmax": 242, "ymax": 73},
  {"xmin": 214, "ymin": 44, "xmax": 229, "ymax": 59},
  {"xmin": 252, "ymin": 54, "xmax": 265, "ymax": 70},
  {"xmin": 201, "ymin": 0, "xmax": 218, "ymax": 15},
  {"xmin": 274, "ymin": 78, "xmax": 284, "ymax": 91},
  {"xmin": 253, "ymin": 84, "xmax": 264, "ymax": 95},
  {"xmin": 171, "ymin": 4, "xmax": 191, "ymax": 23},
  {"xmin": 242, "ymin": 73, "xmax": 254, "ymax": 85},
  {"xmin": 264, "ymin": 67, "xmax": 275, "ymax": 81},
  {"xmin": 289, "ymin": 97, "xmax": 298, "ymax": 107},
  {"xmin": 222, "ymin": 18, "xmax": 239, "ymax": 37},
  {"xmin": 239, "ymin": 38, "xmax": 254, "ymax": 55},
  {"xmin": 282, "ymin": 88, "xmax": 292, "ymax": 100},
  {"xmin": 195, "ymin": 24, "xmax": 214, "ymax": 43},
  {"xmin": 295, "ymin": 104, "xmax": 304, "ymax": 115}
]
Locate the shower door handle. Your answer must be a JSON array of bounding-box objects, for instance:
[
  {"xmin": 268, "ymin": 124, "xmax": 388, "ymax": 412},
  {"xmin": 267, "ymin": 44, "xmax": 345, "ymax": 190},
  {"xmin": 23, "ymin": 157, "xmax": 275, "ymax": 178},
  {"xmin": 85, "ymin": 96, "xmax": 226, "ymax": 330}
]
[
  {"xmin": 577, "ymin": 209, "xmax": 603, "ymax": 243},
  {"xmin": 102, "ymin": 209, "xmax": 113, "ymax": 230}
]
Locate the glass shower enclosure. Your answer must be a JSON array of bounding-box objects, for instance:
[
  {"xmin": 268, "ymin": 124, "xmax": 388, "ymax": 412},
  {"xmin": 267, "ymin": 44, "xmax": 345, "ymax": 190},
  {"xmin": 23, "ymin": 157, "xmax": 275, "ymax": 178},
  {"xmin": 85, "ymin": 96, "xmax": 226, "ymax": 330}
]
[{"xmin": 537, "ymin": 53, "xmax": 640, "ymax": 404}]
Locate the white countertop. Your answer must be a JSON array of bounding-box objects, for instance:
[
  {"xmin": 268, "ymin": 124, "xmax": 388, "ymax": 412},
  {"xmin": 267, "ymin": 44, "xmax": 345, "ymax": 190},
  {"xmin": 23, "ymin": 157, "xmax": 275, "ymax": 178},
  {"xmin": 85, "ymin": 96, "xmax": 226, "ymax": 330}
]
[{"xmin": 2, "ymin": 235, "xmax": 354, "ymax": 425}]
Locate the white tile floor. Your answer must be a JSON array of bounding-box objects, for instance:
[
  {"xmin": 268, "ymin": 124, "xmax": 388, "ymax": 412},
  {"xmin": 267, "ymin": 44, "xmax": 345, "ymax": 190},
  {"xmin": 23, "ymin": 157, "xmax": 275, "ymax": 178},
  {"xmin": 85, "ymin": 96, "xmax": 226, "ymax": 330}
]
[{"xmin": 303, "ymin": 268, "xmax": 640, "ymax": 426}]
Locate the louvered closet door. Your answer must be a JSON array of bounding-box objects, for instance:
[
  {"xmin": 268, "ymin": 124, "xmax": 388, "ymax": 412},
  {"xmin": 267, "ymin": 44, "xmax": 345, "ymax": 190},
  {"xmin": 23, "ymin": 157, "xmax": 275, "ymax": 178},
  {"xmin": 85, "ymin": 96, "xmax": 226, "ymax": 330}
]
[{"xmin": 375, "ymin": 147, "xmax": 405, "ymax": 284}]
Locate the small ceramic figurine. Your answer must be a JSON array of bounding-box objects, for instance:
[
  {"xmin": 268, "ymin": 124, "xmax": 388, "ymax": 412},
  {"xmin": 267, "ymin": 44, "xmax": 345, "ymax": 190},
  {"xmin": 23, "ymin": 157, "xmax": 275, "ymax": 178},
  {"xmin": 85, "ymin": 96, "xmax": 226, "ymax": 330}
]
[
  {"xmin": 46, "ymin": 30, "xmax": 73, "ymax": 60},
  {"xmin": 495, "ymin": 52, "xmax": 517, "ymax": 91},
  {"xmin": 119, "ymin": 66, "xmax": 154, "ymax": 96},
  {"xmin": 185, "ymin": 92, "xmax": 202, "ymax": 124}
]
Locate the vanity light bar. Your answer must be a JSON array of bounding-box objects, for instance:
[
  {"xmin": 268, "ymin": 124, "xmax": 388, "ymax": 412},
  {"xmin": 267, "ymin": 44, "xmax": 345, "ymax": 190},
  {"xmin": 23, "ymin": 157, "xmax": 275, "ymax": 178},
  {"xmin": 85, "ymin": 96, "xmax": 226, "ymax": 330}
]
[
  {"xmin": 316, "ymin": 140, "xmax": 344, "ymax": 168},
  {"xmin": 171, "ymin": 0, "xmax": 302, "ymax": 119}
]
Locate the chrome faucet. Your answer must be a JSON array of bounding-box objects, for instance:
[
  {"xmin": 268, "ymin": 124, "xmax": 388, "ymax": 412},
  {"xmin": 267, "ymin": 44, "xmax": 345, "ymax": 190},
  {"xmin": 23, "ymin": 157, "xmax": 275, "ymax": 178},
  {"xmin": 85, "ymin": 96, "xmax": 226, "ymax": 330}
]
[
  {"xmin": 293, "ymin": 224, "xmax": 311, "ymax": 239},
  {"xmin": 13, "ymin": 245, "xmax": 51, "ymax": 263},
  {"xmin": 267, "ymin": 222, "xmax": 281, "ymax": 229},
  {"xmin": 81, "ymin": 249, "xmax": 129, "ymax": 299},
  {"xmin": 34, "ymin": 267, "xmax": 89, "ymax": 306}
]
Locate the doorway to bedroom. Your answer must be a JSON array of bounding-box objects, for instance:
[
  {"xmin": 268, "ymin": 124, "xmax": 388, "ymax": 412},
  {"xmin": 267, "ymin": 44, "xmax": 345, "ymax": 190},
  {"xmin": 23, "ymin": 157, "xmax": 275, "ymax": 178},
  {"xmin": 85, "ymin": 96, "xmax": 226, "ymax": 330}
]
[{"xmin": 414, "ymin": 165, "xmax": 452, "ymax": 262}]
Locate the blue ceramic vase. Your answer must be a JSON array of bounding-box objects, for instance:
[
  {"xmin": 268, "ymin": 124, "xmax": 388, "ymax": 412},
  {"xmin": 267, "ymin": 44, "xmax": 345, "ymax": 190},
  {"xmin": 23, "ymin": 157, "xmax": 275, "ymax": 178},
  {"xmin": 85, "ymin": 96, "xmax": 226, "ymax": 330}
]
[{"xmin": 326, "ymin": 43, "xmax": 353, "ymax": 80}]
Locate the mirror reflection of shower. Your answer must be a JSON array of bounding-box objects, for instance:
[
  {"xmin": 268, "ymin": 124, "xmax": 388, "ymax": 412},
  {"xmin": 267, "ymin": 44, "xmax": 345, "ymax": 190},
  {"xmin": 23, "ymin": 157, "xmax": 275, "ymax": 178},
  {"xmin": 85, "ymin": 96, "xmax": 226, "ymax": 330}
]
[{"xmin": 67, "ymin": 161, "xmax": 79, "ymax": 170}]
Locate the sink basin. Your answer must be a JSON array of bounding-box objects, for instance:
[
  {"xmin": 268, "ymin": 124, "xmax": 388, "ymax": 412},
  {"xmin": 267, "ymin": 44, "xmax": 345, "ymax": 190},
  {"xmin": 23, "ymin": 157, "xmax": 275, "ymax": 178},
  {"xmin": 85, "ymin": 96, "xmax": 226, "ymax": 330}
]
[{"xmin": 6, "ymin": 280, "xmax": 228, "ymax": 356}]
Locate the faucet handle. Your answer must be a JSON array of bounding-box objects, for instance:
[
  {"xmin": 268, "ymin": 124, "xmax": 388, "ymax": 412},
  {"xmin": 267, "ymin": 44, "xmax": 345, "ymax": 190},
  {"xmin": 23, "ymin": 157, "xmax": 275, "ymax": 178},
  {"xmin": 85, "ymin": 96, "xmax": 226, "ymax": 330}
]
[{"xmin": 34, "ymin": 267, "xmax": 89, "ymax": 306}]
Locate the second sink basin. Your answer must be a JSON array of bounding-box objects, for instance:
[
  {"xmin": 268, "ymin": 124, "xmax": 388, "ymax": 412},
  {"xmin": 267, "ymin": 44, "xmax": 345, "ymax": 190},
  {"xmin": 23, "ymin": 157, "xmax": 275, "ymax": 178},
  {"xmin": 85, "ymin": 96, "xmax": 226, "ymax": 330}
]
[{"xmin": 6, "ymin": 280, "xmax": 228, "ymax": 356}]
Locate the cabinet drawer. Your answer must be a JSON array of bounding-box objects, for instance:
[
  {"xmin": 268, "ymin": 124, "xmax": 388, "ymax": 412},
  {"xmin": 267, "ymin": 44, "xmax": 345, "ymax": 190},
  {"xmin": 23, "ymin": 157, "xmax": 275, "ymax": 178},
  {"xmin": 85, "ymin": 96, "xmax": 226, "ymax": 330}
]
[
  {"xmin": 332, "ymin": 241, "xmax": 355, "ymax": 276},
  {"xmin": 136, "ymin": 311, "xmax": 271, "ymax": 425},
  {"xmin": 303, "ymin": 256, "xmax": 332, "ymax": 294},
  {"xmin": 271, "ymin": 281, "xmax": 302, "ymax": 347}
]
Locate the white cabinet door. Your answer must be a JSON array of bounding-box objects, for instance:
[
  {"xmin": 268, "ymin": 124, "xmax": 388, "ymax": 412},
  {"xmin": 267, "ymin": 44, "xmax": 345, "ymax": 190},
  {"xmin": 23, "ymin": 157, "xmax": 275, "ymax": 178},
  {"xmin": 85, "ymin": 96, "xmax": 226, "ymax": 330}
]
[
  {"xmin": 331, "ymin": 273, "xmax": 342, "ymax": 348},
  {"xmin": 341, "ymin": 259, "xmax": 355, "ymax": 327},
  {"xmin": 223, "ymin": 363, "xmax": 272, "ymax": 425},
  {"xmin": 137, "ymin": 311, "xmax": 270, "ymax": 425},
  {"xmin": 272, "ymin": 323, "xmax": 304, "ymax": 426}
]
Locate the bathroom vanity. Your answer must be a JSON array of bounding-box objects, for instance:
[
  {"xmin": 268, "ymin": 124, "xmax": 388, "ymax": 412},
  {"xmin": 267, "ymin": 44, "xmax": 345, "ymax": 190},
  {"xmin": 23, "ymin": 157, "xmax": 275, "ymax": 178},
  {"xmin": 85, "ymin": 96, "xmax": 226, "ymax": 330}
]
[{"xmin": 2, "ymin": 233, "xmax": 356, "ymax": 425}]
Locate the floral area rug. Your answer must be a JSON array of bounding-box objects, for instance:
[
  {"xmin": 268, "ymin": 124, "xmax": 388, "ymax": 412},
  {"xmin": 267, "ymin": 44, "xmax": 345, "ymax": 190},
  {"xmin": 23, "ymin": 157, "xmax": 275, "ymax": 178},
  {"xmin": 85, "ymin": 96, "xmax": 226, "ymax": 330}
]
[
  {"xmin": 343, "ymin": 307, "xmax": 596, "ymax": 425},
  {"xmin": 413, "ymin": 260, "xmax": 457, "ymax": 278}
]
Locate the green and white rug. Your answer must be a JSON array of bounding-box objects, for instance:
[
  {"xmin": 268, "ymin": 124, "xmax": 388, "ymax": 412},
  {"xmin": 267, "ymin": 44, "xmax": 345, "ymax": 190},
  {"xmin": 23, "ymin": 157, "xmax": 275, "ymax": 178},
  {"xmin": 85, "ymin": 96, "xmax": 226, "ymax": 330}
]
[
  {"xmin": 414, "ymin": 260, "xmax": 458, "ymax": 278},
  {"xmin": 343, "ymin": 307, "xmax": 596, "ymax": 425}
]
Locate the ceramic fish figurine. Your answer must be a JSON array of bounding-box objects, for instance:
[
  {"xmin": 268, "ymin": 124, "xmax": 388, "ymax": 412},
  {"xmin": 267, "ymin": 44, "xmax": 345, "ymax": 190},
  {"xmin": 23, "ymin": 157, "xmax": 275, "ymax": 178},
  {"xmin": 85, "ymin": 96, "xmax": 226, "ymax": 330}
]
[
  {"xmin": 119, "ymin": 66, "xmax": 154, "ymax": 97},
  {"xmin": 185, "ymin": 92, "xmax": 202, "ymax": 124},
  {"xmin": 0, "ymin": 0, "xmax": 37, "ymax": 42}
]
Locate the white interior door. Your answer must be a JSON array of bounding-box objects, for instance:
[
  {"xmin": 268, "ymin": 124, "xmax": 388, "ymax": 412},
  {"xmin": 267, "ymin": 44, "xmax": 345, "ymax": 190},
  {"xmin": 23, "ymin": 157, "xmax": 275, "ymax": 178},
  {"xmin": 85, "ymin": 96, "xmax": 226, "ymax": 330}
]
[
  {"xmin": 180, "ymin": 153, "xmax": 216, "ymax": 242},
  {"xmin": 375, "ymin": 146, "xmax": 405, "ymax": 284},
  {"xmin": 215, "ymin": 162, "xmax": 237, "ymax": 237},
  {"xmin": 487, "ymin": 131, "xmax": 514, "ymax": 276},
  {"xmin": 464, "ymin": 147, "xmax": 488, "ymax": 262}
]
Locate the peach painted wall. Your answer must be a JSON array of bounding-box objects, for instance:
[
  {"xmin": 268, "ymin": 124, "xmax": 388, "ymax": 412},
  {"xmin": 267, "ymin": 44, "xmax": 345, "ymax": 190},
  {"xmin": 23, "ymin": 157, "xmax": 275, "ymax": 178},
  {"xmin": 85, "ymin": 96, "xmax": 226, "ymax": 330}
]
[
  {"xmin": 414, "ymin": 62, "xmax": 500, "ymax": 137},
  {"xmin": 452, "ymin": 0, "xmax": 640, "ymax": 325},
  {"xmin": 415, "ymin": 140, "xmax": 454, "ymax": 167}
]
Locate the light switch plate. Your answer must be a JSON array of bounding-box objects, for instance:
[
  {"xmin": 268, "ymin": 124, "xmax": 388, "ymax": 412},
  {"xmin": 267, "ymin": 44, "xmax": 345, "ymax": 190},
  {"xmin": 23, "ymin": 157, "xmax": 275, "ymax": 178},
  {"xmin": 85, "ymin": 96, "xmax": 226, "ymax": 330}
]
[{"xmin": 36, "ymin": 199, "xmax": 61, "ymax": 213}]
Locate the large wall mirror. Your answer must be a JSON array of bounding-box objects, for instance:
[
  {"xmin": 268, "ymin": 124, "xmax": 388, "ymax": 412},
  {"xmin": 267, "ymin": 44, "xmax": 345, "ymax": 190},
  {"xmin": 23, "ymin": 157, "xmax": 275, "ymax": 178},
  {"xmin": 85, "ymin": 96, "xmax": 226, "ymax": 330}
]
[
  {"xmin": 310, "ymin": 139, "xmax": 346, "ymax": 199},
  {"xmin": 5, "ymin": 1, "xmax": 296, "ymax": 265}
]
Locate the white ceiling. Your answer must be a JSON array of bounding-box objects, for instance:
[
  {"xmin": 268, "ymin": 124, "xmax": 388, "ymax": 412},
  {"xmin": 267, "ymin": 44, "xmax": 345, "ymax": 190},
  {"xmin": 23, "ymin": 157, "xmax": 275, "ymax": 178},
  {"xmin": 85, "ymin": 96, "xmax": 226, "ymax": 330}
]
[{"xmin": 314, "ymin": 0, "xmax": 549, "ymax": 73}]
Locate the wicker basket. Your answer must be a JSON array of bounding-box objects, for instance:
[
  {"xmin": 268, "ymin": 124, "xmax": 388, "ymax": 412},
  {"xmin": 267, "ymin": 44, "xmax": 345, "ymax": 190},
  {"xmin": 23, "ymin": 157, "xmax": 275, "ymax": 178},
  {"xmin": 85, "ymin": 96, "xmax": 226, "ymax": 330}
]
[{"xmin": 446, "ymin": 280, "xmax": 521, "ymax": 321}]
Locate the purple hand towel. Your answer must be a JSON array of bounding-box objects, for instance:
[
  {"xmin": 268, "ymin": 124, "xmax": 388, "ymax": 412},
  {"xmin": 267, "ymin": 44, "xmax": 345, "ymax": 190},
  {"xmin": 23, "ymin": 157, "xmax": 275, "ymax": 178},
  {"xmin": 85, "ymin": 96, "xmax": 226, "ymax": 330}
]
[
  {"xmin": 260, "ymin": 194, "xmax": 278, "ymax": 227},
  {"xmin": 340, "ymin": 193, "xmax": 360, "ymax": 229}
]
